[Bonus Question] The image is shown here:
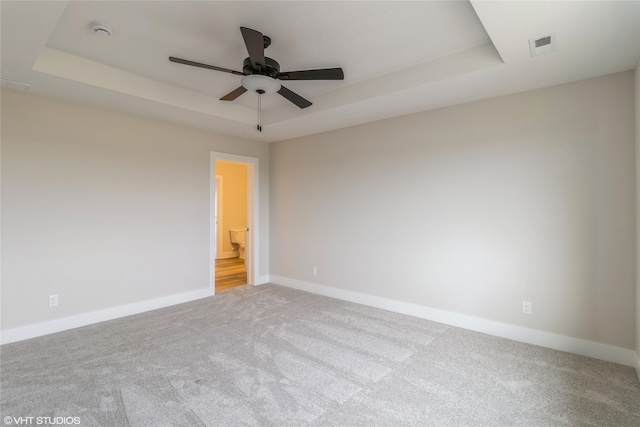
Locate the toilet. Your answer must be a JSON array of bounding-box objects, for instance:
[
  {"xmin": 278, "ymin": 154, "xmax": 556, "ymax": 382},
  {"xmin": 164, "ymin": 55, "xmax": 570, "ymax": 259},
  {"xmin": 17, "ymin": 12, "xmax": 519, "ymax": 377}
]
[{"xmin": 229, "ymin": 229, "xmax": 247, "ymax": 259}]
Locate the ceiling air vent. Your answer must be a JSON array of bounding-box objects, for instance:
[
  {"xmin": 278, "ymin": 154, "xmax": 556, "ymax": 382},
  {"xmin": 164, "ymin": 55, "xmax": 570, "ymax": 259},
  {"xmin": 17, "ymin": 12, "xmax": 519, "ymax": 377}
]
[
  {"xmin": 0, "ymin": 78, "xmax": 30, "ymax": 91},
  {"xmin": 529, "ymin": 34, "xmax": 556, "ymax": 57}
]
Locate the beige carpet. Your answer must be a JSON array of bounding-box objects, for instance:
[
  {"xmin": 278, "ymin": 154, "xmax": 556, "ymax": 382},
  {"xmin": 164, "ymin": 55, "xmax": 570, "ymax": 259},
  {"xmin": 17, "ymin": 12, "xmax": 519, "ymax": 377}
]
[{"xmin": 2, "ymin": 284, "xmax": 639, "ymax": 426}]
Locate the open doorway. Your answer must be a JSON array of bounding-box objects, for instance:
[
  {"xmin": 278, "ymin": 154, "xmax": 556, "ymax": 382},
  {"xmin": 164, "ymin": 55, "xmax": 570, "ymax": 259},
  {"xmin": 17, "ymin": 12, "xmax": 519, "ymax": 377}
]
[
  {"xmin": 210, "ymin": 152, "xmax": 259, "ymax": 295},
  {"xmin": 215, "ymin": 161, "xmax": 247, "ymax": 291}
]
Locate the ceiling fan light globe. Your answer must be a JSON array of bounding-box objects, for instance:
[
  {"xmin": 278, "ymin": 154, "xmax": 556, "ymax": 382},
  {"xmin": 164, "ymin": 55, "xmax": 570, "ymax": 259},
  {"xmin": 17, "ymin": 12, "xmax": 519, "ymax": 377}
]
[{"xmin": 241, "ymin": 75, "xmax": 281, "ymax": 95}]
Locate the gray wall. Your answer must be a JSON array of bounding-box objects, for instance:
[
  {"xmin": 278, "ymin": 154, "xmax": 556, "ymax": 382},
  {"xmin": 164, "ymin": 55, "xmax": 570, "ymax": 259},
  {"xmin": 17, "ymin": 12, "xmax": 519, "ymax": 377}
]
[
  {"xmin": 636, "ymin": 61, "xmax": 640, "ymax": 368},
  {"xmin": 270, "ymin": 71, "xmax": 636, "ymax": 350},
  {"xmin": 1, "ymin": 90, "xmax": 269, "ymax": 330}
]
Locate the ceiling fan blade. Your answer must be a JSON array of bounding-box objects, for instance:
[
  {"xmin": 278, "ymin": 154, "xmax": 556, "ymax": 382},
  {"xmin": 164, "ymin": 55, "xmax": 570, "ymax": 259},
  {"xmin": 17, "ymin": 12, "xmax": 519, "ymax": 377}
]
[
  {"xmin": 220, "ymin": 86, "xmax": 248, "ymax": 101},
  {"xmin": 278, "ymin": 85, "xmax": 312, "ymax": 109},
  {"xmin": 277, "ymin": 68, "xmax": 344, "ymax": 81},
  {"xmin": 169, "ymin": 57, "xmax": 244, "ymax": 76},
  {"xmin": 240, "ymin": 27, "xmax": 265, "ymax": 71}
]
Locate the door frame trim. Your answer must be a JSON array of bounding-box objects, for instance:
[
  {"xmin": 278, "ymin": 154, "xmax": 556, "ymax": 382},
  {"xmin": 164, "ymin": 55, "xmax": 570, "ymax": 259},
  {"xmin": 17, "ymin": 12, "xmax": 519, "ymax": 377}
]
[
  {"xmin": 210, "ymin": 152, "xmax": 259, "ymax": 294},
  {"xmin": 214, "ymin": 175, "xmax": 223, "ymax": 260}
]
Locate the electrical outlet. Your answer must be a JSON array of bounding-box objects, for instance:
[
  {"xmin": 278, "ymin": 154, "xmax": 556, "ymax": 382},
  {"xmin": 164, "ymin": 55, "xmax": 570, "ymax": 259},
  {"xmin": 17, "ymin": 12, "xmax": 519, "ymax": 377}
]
[
  {"xmin": 49, "ymin": 294, "xmax": 59, "ymax": 307},
  {"xmin": 522, "ymin": 300, "xmax": 532, "ymax": 315},
  {"xmin": 312, "ymin": 266, "xmax": 317, "ymax": 276}
]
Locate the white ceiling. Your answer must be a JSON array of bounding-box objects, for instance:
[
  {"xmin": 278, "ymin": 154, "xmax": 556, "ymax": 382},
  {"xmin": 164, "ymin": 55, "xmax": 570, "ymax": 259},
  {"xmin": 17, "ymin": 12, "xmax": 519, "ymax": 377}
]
[{"xmin": 1, "ymin": 1, "xmax": 639, "ymax": 143}]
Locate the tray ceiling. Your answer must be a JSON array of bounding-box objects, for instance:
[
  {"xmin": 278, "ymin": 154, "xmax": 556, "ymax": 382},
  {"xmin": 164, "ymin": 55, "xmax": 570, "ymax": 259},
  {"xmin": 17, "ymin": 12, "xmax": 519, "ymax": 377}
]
[{"xmin": 1, "ymin": 1, "xmax": 638, "ymax": 142}]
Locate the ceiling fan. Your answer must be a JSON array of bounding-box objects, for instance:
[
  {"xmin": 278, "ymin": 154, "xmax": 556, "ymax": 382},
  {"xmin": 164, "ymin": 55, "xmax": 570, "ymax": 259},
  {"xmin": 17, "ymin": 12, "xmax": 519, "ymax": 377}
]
[{"xmin": 169, "ymin": 26, "xmax": 344, "ymax": 119}]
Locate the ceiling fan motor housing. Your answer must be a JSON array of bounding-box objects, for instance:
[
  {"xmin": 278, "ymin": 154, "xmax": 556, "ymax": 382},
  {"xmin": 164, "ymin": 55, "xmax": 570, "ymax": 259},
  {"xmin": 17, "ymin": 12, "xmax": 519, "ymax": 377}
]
[{"xmin": 243, "ymin": 57, "xmax": 280, "ymax": 78}]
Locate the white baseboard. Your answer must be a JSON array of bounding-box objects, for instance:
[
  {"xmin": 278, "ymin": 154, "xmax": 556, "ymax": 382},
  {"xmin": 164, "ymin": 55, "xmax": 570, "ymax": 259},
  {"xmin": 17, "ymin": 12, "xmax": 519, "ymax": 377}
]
[
  {"xmin": 0, "ymin": 287, "xmax": 213, "ymax": 345},
  {"xmin": 255, "ymin": 275, "xmax": 271, "ymax": 285},
  {"xmin": 270, "ymin": 275, "xmax": 637, "ymax": 368},
  {"xmin": 635, "ymin": 352, "xmax": 640, "ymax": 383}
]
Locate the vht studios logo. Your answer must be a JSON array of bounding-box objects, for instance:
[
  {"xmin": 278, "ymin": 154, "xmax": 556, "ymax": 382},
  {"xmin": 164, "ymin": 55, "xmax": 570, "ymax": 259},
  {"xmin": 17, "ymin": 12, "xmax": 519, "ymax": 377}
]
[{"xmin": 4, "ymin": 416, "xmax": 81, "ymax": 425}]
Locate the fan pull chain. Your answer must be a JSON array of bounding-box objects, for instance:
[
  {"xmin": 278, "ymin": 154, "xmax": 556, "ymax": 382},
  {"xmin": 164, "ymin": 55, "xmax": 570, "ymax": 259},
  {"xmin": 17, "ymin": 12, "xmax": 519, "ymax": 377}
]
[{"xmin": 257, "ymin": 91, "xmax": 263, "ymax": 132}]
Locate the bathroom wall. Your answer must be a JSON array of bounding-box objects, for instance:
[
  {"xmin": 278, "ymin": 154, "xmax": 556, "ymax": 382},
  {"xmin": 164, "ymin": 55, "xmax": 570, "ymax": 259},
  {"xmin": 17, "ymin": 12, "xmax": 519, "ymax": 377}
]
[
  {"xmin": 270, "ymin": 71, "xmax": 635, "ymax": 351},
  {"xmin": 216, "ymin": 161, "xmax": 248, "ymax": 258}
]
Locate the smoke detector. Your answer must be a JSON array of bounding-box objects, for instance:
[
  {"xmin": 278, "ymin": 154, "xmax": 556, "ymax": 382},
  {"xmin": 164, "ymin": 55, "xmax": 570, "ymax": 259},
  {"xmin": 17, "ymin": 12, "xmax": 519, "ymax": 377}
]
[{"xmin": 90, "ymin": 22, "xmax": 112, "ymax": 37}]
